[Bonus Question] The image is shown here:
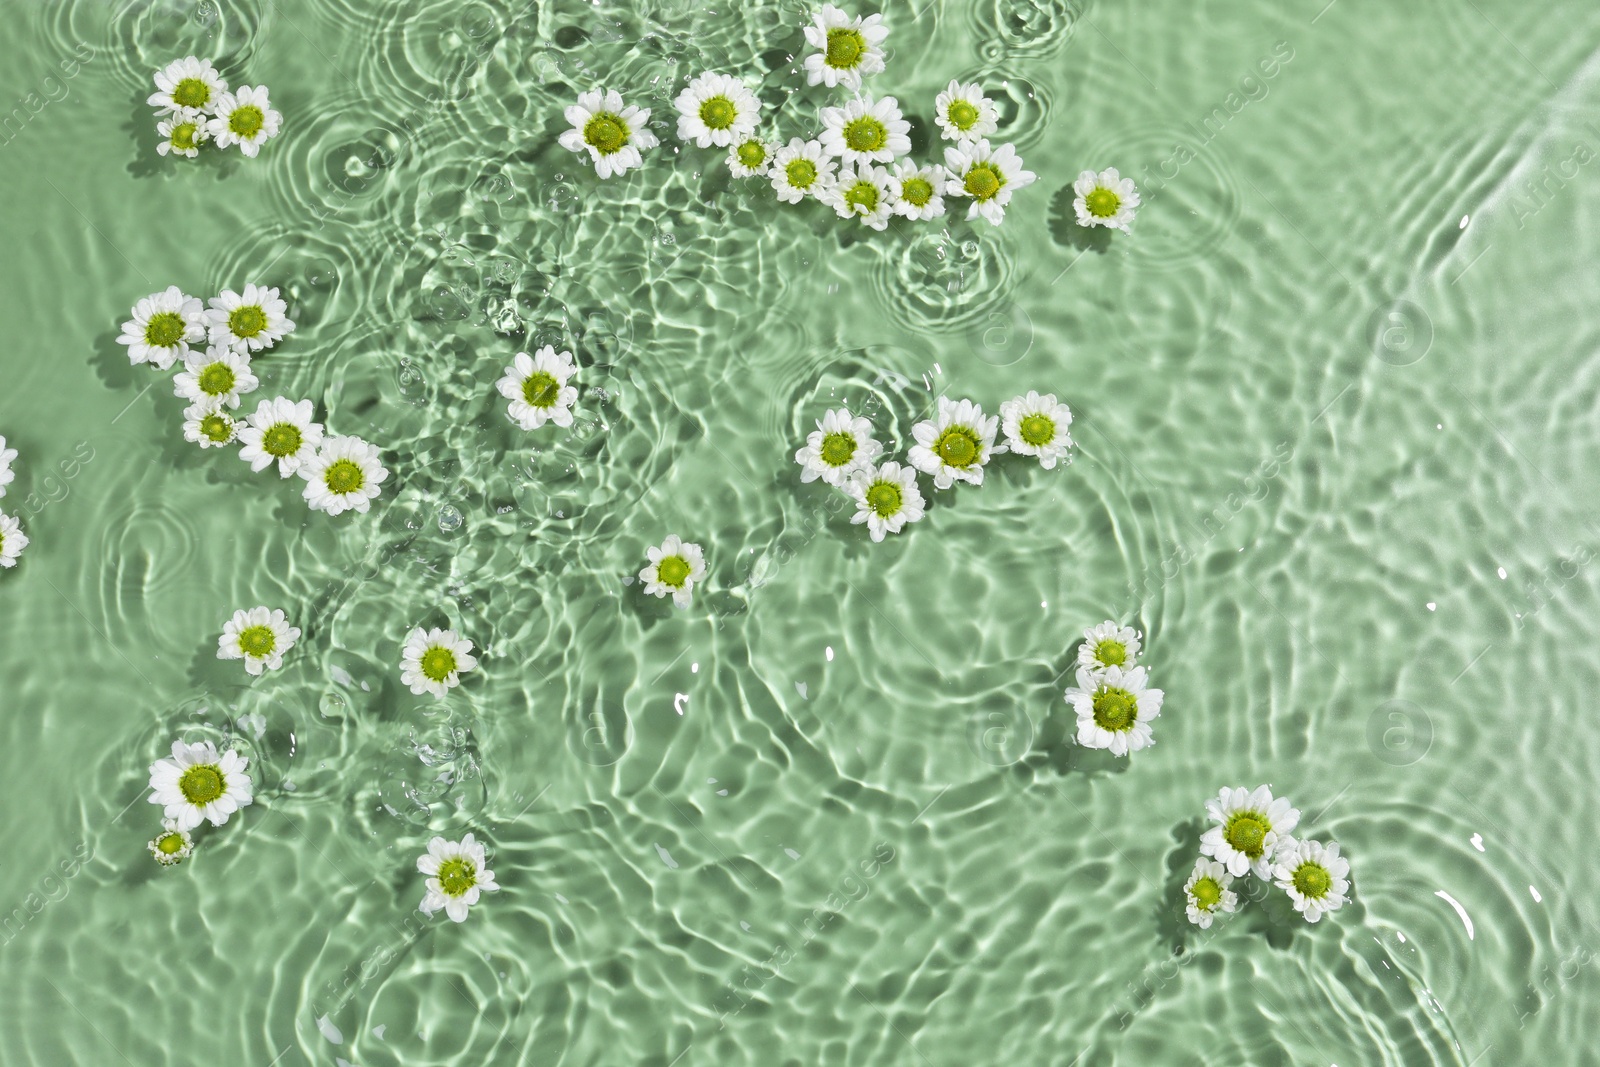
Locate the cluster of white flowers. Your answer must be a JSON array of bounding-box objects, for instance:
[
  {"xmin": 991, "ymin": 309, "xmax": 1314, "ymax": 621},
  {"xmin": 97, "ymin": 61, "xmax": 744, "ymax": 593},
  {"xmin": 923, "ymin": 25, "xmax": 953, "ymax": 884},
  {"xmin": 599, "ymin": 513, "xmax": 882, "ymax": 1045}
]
[
  {"xmin": 145, "ymin": 738, "xmax": 255, "ymax": 868},
  {"xmin": 0, "ymin": 435, "xmax": 30, "ymax": 571},
  {"xmin": 148, "ymin": 57, "xmax": 281, "ymax": 161},
  {"xmin": 1064, "ymin": 621, "xmax": 1163, "ymax": 757}
]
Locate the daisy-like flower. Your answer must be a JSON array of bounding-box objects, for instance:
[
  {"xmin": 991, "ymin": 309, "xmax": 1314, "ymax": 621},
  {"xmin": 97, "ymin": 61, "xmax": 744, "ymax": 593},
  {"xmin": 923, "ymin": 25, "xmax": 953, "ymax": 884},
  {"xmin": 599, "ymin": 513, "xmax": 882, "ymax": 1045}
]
[
  {"xmin": 999, "ymin": 390, "xmax": 1073, "ymax": 469},
  {"xmin": 674, "ymin": 72, "xmax": 761, "ymax": 149},
  {"xmin": 933, "ymin": 80, "xmax": 999, "ymax": 143},
  {"xmin": 847, "ymin": 461, "xmax": 925, "ymax": 542},
  {"xmin": 400, "ymin": 627, "xmax": 479, "ymax": 698},
  {"xmin": 640, "ymin": 535, "xmax": 706, "ymax": 608},
  {"xmin": 117, "ymin": 286, "xmax": 206, "ymax": 370},
  {"xmin": 887, "ymin": 160, "xmax": 946, "ymax": 221},
  {"xmin": 299, "ymin": 435, "xmax": 388, "ymax": 516},
  {"xmin": 1184, "ymin": 858, "xmax": 1239, "ymax": 929},
  {"xmin": 237, "ymin": 397, "xmax": 323, "ymax": 476},
  {"xmin": 147, "ymin": 56, "xmax": 227, "ymax": 115},
  {"xmin": 1064, "ymin": 664, "xmax": 1164, "ymax": 757},
  {"xmin": 1076, "ymin": 620, "xmax": 1141, "ymax": 675},
  {"xmin": 0, "ymin": 436, "xmax": 15, "ymax": 498},
  {"xmin": 823, "ymin": 164, "xmax": 895, "ymax": 230},
  {"xmin": 1272, "ymin": 839, "xmax": 1351, "ymax": 923},
  {"xmin": 727, "ymin": 135, "xmax": 779, "ymax": 178},
  {"xmin": 802, "ymin": 4, "xmax": 888, "ymax": 90},
  {"xmin": 182, "ymin": 398, "xmax": 239, "ymax": 449},
  {"xmin": 558, "ymin": 88, "xmax": 659, "ymax": 180},
  {"xmin": 418, "ymin": 833, "xmax": 500, "ymax": 923},
  {"xmin": 217, "ymin": 606, "xmax": 301, "ymax": 676},
  {"xmin": 819, "ymin": 95, "xmax": 910, "ymax": 166},
  {"xmin": 207, "ymin": 85, "xmax": 282, "ymax": 157},
  {"xmin": 770, "ymin": 138, "xmax": 837, "ymax": 203},
  {"xmin": 0, "ymin": 511, "xmax": 28, "ymax": 569},
  {"xmin": 1200, "ymin": 786, "xmax": 1302, "ymax": 879},
  {"xmin": 1073, "ymin": 167, "xmax": 1141, "ymax": 233},
  {"xmin": 794, "ymin": 407, "xmax": 882, "ymax": 486},
  {"xmin": 157, "ymin": 110, "xmax": 210, "ymax": 159},
  {"xmin": 147, "ymin": 739, "xmax": 254, "ymax": 831},
  {"xmin": 908, "ymin": 396, "xmax": 1002, "ymax": 489},
  {"xmin": 206, "ymin": 283, "xmax": 294, "ymax": 353},
  {"xmin": 495, "ymin": 346, "xmax": 578, "ymax": 431},
  {"xmin": 944, "ymin": 139, "xmax": 1037, "ymax": 226},
  {"xmin": 148, "ymin": 820, "xmax": 195, "ymax": 867},
  {"xmin": 173, "ymin": 347, "xmax": 258, "ymax": 409}
]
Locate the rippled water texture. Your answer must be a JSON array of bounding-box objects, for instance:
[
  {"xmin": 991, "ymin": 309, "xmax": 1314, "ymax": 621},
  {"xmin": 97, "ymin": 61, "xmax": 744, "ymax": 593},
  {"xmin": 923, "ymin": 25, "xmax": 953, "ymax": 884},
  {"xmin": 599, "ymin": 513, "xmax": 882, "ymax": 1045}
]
[{"xmin": 4, "ymin": 0, "xmax": 1600, "ymax": 1063}]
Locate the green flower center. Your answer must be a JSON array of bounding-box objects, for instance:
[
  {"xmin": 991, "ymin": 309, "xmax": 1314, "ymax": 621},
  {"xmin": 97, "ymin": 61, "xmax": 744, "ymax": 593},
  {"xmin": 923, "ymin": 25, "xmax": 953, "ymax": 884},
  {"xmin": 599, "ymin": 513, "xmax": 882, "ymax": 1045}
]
[
  {"xmin": 172, "ymin": 77, "xmax": 210, "ymax": 109},
  {"xmin": 156, "ymin": 832, "xmax": 186, "ymax": 855},
  {"xmin": 785, "ymin": 158, "xmax": 818, "ymax": 189},
  {"xmin": 436, "ymin": 857, "xmax": 477, "ymax": 897},
  {"xmin": 198, "ymin": 363, "xmax": 236, "ymax": 396},
  {"xmin": 1093, "ymin": 639, "xmax": 1126, "ymax": 667},
  {"xmin": 843, "ymin": 179, "xmax": 879, "ymax": 213},
  {"xmin": 584, "ymin": 112, "xmax": 628, "ymax": 155},
  {"xmin": 420, "ymin": 646, "xmax": 458, "ymax": 682},
  {"xmin": 171, "ymin": 122, "xmax": 199, "ymax": 151},
  {"xmin": 229, "ymin": 104, "xmax": 265, "ymax": 139},
  {"xmin": 229, "ymin": 305, "xmax": 268, "ymax": 338},
  {"xmin": 820, "ymin": 432, "xmax": 856, "ymax": 467},
  {"xmin": 947, "ymin": 99, "xmax": 980, "ymax": 130},
  {"xmin": 262, "ymin": 422, "xmax": 302, "ymax": 457},
  {"xmin": 736, "ymin": 140, "xmax": 767, "ymax": 168},
  {"xmin": 178, "ymin": 764, "xmax": 225, "ymax": 805},
  {"xmin": 865, "ymin": 480, "xmax": 902, "ymax": 518},
  {"xmin": 825, "ymin": 27, "xmax": 866, "ymax": 69},
  {"xmin": 324, "ymin": 458, "xmax": 364, "ymax": 495},
  {"xmin": 843, "ymin": 117, "xmax": 887, "ymax": 154},
  {"xmin": 1192, "ymin": 876, "xmax": 1223, "ymax": 910},
  {"xmin": 1091, "ymin": 686, "xmax": 1138, "ymax": 731},
  {"xmin": 1293, "ymin": 862, "xmax": 1333, "ymax": 900},
  {"xmin": 933, "ymin": 425, "xmax": 981, "ymax": 468},
  {"xmin": 1224, "ymin": 813, "xmax": 1270, "ymax": 859},
  {"xmin": 1020, "ymin": 414, "xmax": 1055, "ymax": 446},
  {"xmin": 965, "ymin": 163, "xmax": 1003, "ymax": 201},
  {"xmin": 699, "ymin": 95, "xmax": 737, "ymax": 130},
  {"xmin": 657, "ymin": 555, "xmax": 691, "ymax": 588},
  {"xmin": 238, "ymin": 624, "xmax": 276, "ymax": 658},
  {"xmin": 522, "ymin": 371, "xmax": 561, "ymax": 408},
  {"xmin": 1086, "ymin": 187, "xmax": 1121, "ymax": 218},
  {"xmin": 901, "ymin": 177, "xmax": 933, "ymax": 207},
  {"xmin": 144, "ymin": 310, "xmax": 187, "ymax": 348},
  {"xmin": 200, "ymin": 414, "xmax": 233, "ymax": 443}
]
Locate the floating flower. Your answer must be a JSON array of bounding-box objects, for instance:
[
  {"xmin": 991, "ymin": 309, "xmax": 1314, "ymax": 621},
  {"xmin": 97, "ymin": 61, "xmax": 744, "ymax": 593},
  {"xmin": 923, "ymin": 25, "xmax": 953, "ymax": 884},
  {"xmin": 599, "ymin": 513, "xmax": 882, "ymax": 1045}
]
[
  {"xmin": 495, "ymin": 347, "xmax": 578, "ymax": 431},
  {"xmin": 217, "ymin": 606, "xmax": 301, "ymax": 676},
  {"xmin": 147, "ymin": 56, "xmax": 227, "ymax": 115},
  {"xmin": 802, "ymin": 4, "xmax": 888, "ymax": 90},
  {"xmin": 820, "ymin": 95, "xmax": 910, "ymax": 166},
  {"xmin": 157, "ymin": 110, "xmax": 210, "ymax": 159},
  {"xmin": 887, "ymin": 160, "xmax": 946, "ymax": 221},
  {"xmin": 0, "ymin": 511, "xmax": 27, "ymax": 569},
  {"xmin": 640, "ymin": 535, "xmax": 706, "ymax": 608},
  {"xmin": 933, "ymin": 80, "xmax": 999, "ymax": 143},
  {"xmin": 182, "ymin": 399, "xmax": 239, "ymax": 449},
  {"xmin": 1072, "ymin": 167, "xmax": 1140, "ymax": 232},
  {"xmin": 908, "ymin": 397, "xmax": 1001, "ymax": 489},
  {"xmin": 1184, "ymin": 858, "xmax": 1238, "ymax": 929},
  {"xmin": 148, "ymin": 820, "xmax": 195, "ymax": 867},
  {"xmin": 299, "ymin": 435, "xmax": 388, "ymax": 516},
  {"xmin": 770, "ymin": 138, "xmax": 837, "ymax": 203},
  {"xmin": 847, "ymin": 461, "xmax": 925, "ymax": 542},
  {"xmin": 1065, "ymin": 664, "xmax": 1163, "ymax": 756},
  {"xmin": 944, "ymin": 139, "xmax": 1036, "ymax": 226},
  {"xmin": 559, "ymin": 87, "xmax": 658, "ymax": 180},
  {"xmin": 1272, "ymin": 839, "xmax": 1351, "ymax": 923},
  {"xmin": 206, "ymin": 283, "xmax": 294, "ymax": 353},
  {"xmin": 794, "ymin": 407, "xmax": 882, "ymax": 486},
  {"xmin": 674, "ymin": 72, "xmax": 761, "ymax": 149},
  {"xmin": 117, "ymin": 286, "xmax": 206, "ymax": 370},
  {"xmin": 418, "ymin": 833, "xmax": 500, "ymax": 922},
  {"xmin": 1200, "ymin": 786, "xmax": 1302, "ymax": 879},
  {"xmin": 727, "ymin": 135, "xmax": 779, "ymax": 178},
  {"xmin": 1000, "ymin": 390, "xmax": 1073, "ymax": 469},
  {"xmin": 237, "ymin": 396, "xmax": 324, "ymax": 477},
  {"xmin": 400, "ymin": 627, "xmax": 479, "ymax": 698},
  {"xmin": 173, "ymin": 347, "xmax": 258, "ymax": 409},
  {"xmin": 823, "ymin": 164, "xmax": 895, "ymax": 230},
  {"xmin": 0, "ymin": 436, "xmax": 14, "ymax": 497},
  {"xmin": 207, "ymin": 85, "xmax": 282, "ymax": 157},
  {"xmin": 147, "ymin": 739, "xmax": 254, "ymax": 831},
  {"xmin": 1076, "ymin": 620, "xmax": 1141, "ymax": 676}
]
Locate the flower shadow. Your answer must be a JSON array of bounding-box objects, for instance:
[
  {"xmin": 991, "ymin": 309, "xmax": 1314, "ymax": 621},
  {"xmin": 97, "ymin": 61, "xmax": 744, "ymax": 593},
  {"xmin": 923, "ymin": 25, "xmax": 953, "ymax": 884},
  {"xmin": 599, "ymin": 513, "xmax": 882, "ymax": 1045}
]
[
  {"xmin": 1032, "ymin": 704, "xmax": 1131, "ymax": 779},
  {"xmin": 1157, "ymin": 817, "xmax": 1209, "ymax": 949},
  {"xmin": 1048, "ymin": 183, "xmax": 1113, "ymax": 254},
  {"xmin": 90, "ymin": 327, "xmax": 142, "ymax": 393}
]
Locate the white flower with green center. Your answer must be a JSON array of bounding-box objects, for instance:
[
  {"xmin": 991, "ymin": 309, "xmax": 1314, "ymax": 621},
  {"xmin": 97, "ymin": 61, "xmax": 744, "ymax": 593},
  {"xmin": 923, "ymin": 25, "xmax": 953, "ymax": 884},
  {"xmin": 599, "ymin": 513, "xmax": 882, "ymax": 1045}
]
[
  {"xmin": 933, "ymin": 80, "xmax": 999, "ymax": 143},
  {"xmin": 794, "ymin": 407, "xmax": 882, "ymax": 487},
  {"xmin": 217, "ymin": 605, "xmax": 301, "ymax": 676},
  {"xmin": 299, "ymin": 435, "xmax": 388, "ymax": 516},
  {"xmin": 236, "ymin": 396, "xmax": 324, "ymax": 476},
  {"xmin": 640, "ymin": 535, "xmax": 706, "ymax": 608},
  {"xmin": 0, "ymin": 510, "xmax": 28, "ymax": 569},
  {"xmin": 847, "ymin": 461, "xmax": 925, "ymax": 543},
  {"xmin": 944, "ymin": 139, "xmax": 1037, "ymax": 226},
  {"xmin": 1065, "ymin": 664, "xmax": 1163, "ymax": 756},
  {"xmin": 887, "ymin": 160, "xmax": 946, "ymax": 221},
  {"xmin": 1200, "ymin": 786, "xmax": 1302, "ymax": 879},
  {"xmin": 174, "ymin": 346, "xmax": 258, "ymax": 409},
  {"xmin": 400, "ymin": 627, "xmax": 479, "ymax": 698},
  {"xmin": 147, "ymin": 56, "xmax": 228, "ymax": 115},
  {"xmin": 157, "ymin": 109, "xmax": 211, "ymax": 159},
  {"xmin": 147, "ymin": 739, "xmax": 254, "ymax": 831},
  {"xmin": 148, "ymin": 819, "xmax": 195, "ymax": 867},
  {"xmin": 727, "ymin": 136, "xmax": 779, "ymax": 178},
  {"xmin": 206, "ymin": 85, "xmax": 282, "ymax": 157},
  {"xmin": 1076, "ymin": 620, "xmax": 1141, "ymax": 677},
  {"xmin": 908, "ymin": 397, "xmax": 1002, "ymax": 489},
  {"xmin": 802, "ymin": 4, "xmax": 887, "ymax": 90},
  {"xmin": 206, "ymin": 283, "xmax": 294, "ymax": 353},
  {"xmin": 1184, "ymin": 858, "xmax": 1238, "ymax": 929},
  {"xmin": 1072, "ymin": 167, "xmax": 1141, "ymax": 233},
  {"xmin": 823, "ymin": 164, "xmax": 895, "ymax": 230},
  {"xmin": 1272, "ymin": 839, "xmax": 1351, "ymax": 923},
  {"xmin": 820, "ymin": 95, "xmax": 911, "ymax": 166},
  {"xmin": 0, "ymin": 436, "xmax": 16, "ymax": 498},
  {"xmin": 999, "ymin": 390, "xmax": 1073, "ymax": 469},
  {"xmin": 117, "ymin": 285, "xmax": 206, "ymax": 370},
  {"xmin": 496, "ymin": 346, "xmax": 578, "ymax": 431},
  {"xmin": 558, "ymin": 87, "xmax": 659, "ymax": 180},
  {"xmin": 770, "ymin": 138, "xmax": 837, "ymax": 203},
  {"xmin": 182, "ymin": 398, "xmax": 239, "ymax": 449},
  {"xmin": 418, "ymin": 833, "xmax": 500, "ymax": 923},
  {"xmin": 674, "ymin": 71, "xmax": 761, "ymax": 149}
]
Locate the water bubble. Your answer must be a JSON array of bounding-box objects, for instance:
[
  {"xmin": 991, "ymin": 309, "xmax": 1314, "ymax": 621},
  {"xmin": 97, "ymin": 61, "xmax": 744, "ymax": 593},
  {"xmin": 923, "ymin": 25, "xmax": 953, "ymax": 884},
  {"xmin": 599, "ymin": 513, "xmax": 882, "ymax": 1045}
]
[{"xmin": 437, "ymin": 504, "xmax": 464, "ymax": 534}]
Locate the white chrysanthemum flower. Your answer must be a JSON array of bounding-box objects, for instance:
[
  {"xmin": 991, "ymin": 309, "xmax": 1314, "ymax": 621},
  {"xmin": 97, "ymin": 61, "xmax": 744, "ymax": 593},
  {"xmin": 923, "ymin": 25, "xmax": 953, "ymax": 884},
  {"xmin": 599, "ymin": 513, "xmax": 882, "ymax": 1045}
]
[
  {"xmin": 770, "ymin": 138, "xmax": 837, "ymax": 203},
  {"xmin": 674, "ymin": 71, "xmax": 761, "ymax": 149},
  {"xmin": 147, "ymin": 56, "xmax": 228, "ymax": 115},
  {"xmin": 157, "ymin": 109, "xmax": 210, "ymax": 159},
  {"xmin": 819, "ymin": 95, "xmax": 911, "ymax": 166},
  {"xmin": 558, "ymin": 87, "xmax": 659, "ymax": 180},
  {"xmin": 182, "ymin": 398, "xmax": 239, "ymax": 449},
  {"xmin": 419, "ymin": 833, "xmax": 500, "ymax": 923},
  {"xmin": 640, "ymin": 535, "xmax": 706, "ymax": 608},
  {"xmin": 908, "ymin": 396, "xmax": 1002, "ymax": 489},
  {"xmin": 1272, "ymin": 838, "xmax": 1351, "ymax": 923},
  {"xmin": 0, "ymin": 511, "xmax": 28, "ymax": 569},
  {"xmin": 207, "ymin": 85, "xmax": 282, "ymax": 157},
  {"xmin": 299, "ymin": 435, "xmax": 388, "ymax": 516},
  {"xmin": 1076, "ymin": 620, "xmax": 1141, "ymax": 676},
  {"xmin": 117, "ymin": 286, "xmax": 206, "ymax": 370},
  {"xmin": 206, "ymin": 283, "xmax": 294, "ymax": 353},
  {"xmin": 887, "ymin": 160, "xmax": 946, "ymax": 221},
  {"xmin": 173, "ymin": 347, "xmax": 258, "ymax": 409},
  {"xmin": 147, "ymin": 739, "xmax": 254, "ymax": 831},
  {"xmin": 237, "ymin": 396, "xmax": 324, "ymax": 477},
  {"xmin": 847, "ymin": 461, "xmax": 925, "ymax": 542},
  {"xmin": 0, "ymin": 436, "xmax": 15, "ymax": 498},
  {"xmin": 1200, "ymin": 786, "xmax": 1303, "ymax": 879},
  {"xmin": 727, "ymin": 135, "xmax": 779, "ymax": 178},
  {"xmin": 217, "ymin": 605, "xmax": 301, "ymax": 676},
  {"xmin": 1073, "ymin": 167, "xmax": 1141, "ymax": 232},
  {"xmin": 823, "ymin": 164, "xmax": 895, "ymax": 230},
  {"xmin": 495, "ymin": 346, "xmax": 578, "ymax": 430},
  {"xmin": 944, "ymin": 139, "xmax": 1037, "ymax": 226},
  {"xmin": 1184, "ymin": 858, "xmax": 1239, "ymax": 929},
  {"xmin": 400, "ymin": 627, "xmax": 479, "ymax": 698},
  {"xmin": 148, "ymin": 819, "xmax": 196, "ymax": 867},
  {"xmin": 933, "ymin": 80, "xmax": 999, "ymax": 143},
  {"xmin": 1064, "ymin": 664, "xmax": 1164, "ymax": 756},
  {"xmin": 999, "ymin": 390, "xmax": 1073, "ymax": 468},
  {"xmin": 802, "ymin": 4, "xmax": 888, "ymax": 90},
  {"xmin": 794, "ymin": 407, "xmax": 882, "ymax": 486}
]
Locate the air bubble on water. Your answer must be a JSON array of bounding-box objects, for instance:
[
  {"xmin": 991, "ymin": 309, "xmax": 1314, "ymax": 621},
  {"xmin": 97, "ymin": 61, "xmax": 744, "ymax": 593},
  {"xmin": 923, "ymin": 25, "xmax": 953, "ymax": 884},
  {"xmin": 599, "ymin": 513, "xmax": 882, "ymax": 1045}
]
[{"xmin": 438, "ymin": 504, "xmax": 464, "ymax": 533}]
